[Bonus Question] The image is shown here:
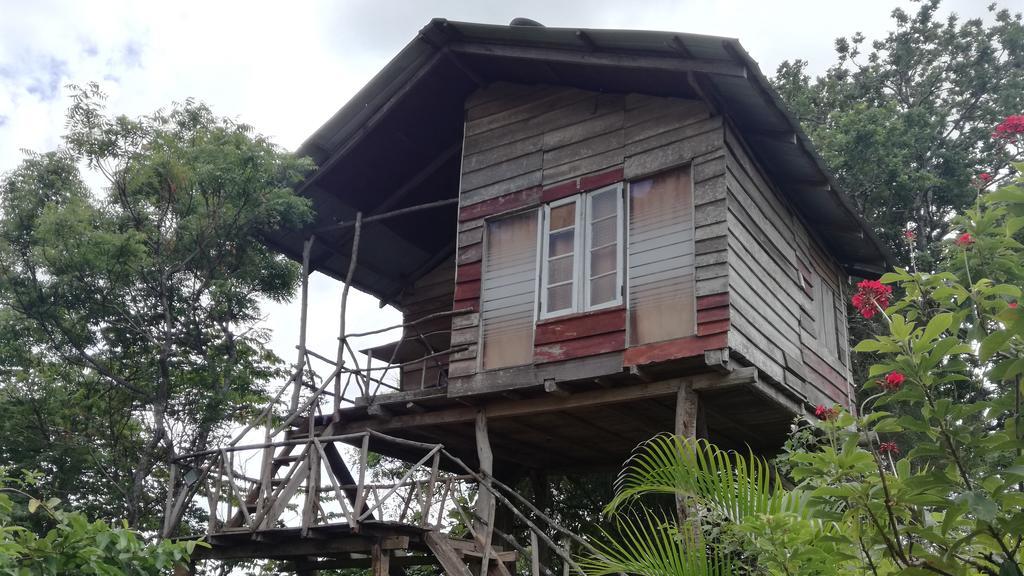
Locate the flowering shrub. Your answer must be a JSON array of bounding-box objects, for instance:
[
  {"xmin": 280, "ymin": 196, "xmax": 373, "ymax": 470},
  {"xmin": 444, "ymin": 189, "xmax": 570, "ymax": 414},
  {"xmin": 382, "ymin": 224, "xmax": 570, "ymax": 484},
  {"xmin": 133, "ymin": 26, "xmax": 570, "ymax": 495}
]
[
  {"xmin": 993, "ymin": 114, "xmax": 1024, "ymax": 140},
  {"xmin": 852, "ymin": 280, "xmax": 893, "ymax": 319},
  {"xmin": 743, "ymin": 163, "xmax": 1024, "ymax": 575}
]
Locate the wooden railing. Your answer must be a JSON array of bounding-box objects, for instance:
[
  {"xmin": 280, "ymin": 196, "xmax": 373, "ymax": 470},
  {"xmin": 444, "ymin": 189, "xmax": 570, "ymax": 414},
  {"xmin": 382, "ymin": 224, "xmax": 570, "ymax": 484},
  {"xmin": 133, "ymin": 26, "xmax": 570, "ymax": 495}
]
[{"xmin": 158, "ymin": 204, "xmax": 598, "ymax": 575}]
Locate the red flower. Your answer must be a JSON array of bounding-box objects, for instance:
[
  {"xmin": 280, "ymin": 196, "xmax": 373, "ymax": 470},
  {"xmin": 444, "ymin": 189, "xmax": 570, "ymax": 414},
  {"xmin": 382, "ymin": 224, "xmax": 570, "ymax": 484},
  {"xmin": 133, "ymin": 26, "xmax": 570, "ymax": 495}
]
[
  {"xmin": 955, "ymin": 232, "xmax": 974, "ymax": 247},
  {"xmin": 1010, "ymin": 301, "xmax": 1018, "ymax": 309},
  {"xmin": 993, "ymin": 115, "xmax": 1024, "ymax": 139},
  {"xmin": 851, "ymin": 280, "xmax": 892, "ymax": 319},
  {"xmin": 878, "ymin": 441, "xmax": 900, "ymax": 455},
  {"xmin": 880, "ymin": 371, "xmax": 905, "ymax": 392},
  {"xmin": 979, "ymin": 172, "xmax": 993, "ymax": 184},
  {"xmin": 815, "ymin": 404, "xmax": 840, "ymax": 421},
  {"xmin": 903, "ymin": 228, "xmax": 916, "ymax": 241}
]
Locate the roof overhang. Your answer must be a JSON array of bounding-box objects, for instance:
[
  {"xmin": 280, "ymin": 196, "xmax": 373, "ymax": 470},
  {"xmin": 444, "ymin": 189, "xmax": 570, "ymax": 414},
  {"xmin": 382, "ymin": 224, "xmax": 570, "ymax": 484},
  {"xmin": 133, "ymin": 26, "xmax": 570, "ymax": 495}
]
[{"xmin": 264, "ymin": 18, "xmax": 893, "ymax": 305}]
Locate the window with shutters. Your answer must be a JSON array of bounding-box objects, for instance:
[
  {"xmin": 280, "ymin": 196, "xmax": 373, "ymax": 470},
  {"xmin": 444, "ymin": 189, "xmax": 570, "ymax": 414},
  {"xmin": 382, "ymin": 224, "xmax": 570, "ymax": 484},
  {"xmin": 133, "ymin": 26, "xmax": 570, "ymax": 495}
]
[
  {"xmin": 814, "ymin": 273, "xmax": 840, "ymax": 360},
  {"xmin": 539, "ymin": 184, "xmax": 624, "ymax": 319}
]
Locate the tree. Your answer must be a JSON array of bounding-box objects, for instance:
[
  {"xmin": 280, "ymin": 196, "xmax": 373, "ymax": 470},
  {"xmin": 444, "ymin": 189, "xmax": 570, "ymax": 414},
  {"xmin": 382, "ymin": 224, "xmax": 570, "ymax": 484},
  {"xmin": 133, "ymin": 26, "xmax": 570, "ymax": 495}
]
[
  {"xmin": 0, "ymin": 468, "xmax": 201, "ymax": 574},
  {"xmin": 772, "ymin": 0, "xmax": 1024, "ymax": 266},
  {"xmin": 581, "ymin": 162, "xmax": 1024, "ymax": 574},
  {"xmin": 0, "ymin": 84, "xmax": 314, "ymax": 530}
]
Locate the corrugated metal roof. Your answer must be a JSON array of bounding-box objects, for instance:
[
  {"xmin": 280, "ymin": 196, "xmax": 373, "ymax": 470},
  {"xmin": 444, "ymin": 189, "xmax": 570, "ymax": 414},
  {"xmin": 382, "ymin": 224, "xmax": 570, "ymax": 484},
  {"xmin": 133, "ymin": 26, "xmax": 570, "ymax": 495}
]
[{"xmin": 265, "ymin": 18, "xmax": 892, "ymax": 305}]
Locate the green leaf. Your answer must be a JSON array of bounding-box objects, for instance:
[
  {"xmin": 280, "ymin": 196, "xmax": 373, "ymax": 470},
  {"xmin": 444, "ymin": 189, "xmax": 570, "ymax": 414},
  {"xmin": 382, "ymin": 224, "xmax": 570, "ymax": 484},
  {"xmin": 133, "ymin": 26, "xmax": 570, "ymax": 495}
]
[
  {"xmin": 921, "ymin": 312, "xmax": 953, "ymax": 344},
  {"xmin": 958, "ymin": 491, "xmax": 999, "ymax": 523}
]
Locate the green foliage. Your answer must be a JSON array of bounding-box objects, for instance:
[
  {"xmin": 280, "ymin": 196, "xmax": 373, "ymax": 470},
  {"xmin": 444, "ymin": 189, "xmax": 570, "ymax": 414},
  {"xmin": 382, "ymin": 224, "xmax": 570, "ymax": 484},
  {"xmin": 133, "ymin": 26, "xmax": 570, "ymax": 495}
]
[
  {"xmin": 0, "ymin": 468, "xmax": 201, "ymax": 574},
  {"xmin": 772, "ymin": 0, "xmax": 1024, "ymax": 264},
  {"xmin": 582, "ymin": 170, "xmax": 1024, "ymax": 574},
  {"xmin": 0, "ymin": 83, "xmax": 314, "ymax": 530}
]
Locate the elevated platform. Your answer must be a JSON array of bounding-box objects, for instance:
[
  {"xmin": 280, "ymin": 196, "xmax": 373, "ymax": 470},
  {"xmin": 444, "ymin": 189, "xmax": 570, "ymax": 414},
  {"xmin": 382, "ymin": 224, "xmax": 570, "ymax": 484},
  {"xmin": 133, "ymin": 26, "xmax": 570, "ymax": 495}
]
[
  {"xmin": 186, "ymin": 521, "xmax": 514, "ymax": 575},
  {"xmin": 333, "ymin": 363, "xmax": 803, "ymax": 475}
]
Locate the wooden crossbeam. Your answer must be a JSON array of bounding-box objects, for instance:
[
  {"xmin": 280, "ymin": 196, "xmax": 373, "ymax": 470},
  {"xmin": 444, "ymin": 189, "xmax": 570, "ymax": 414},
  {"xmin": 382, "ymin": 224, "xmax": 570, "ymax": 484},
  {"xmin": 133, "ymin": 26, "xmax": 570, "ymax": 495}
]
[{"xmin": 331, "ymin": 380, "xmax": 684, "ymax": 434}]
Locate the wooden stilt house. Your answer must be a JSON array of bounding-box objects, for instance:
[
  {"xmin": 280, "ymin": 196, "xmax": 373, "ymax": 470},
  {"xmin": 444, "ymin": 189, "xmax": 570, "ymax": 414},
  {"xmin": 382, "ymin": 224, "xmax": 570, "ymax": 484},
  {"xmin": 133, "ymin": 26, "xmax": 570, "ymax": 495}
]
[{"xmin": 169, "ymin": 18, "xmax": 892, "ymax": 574}]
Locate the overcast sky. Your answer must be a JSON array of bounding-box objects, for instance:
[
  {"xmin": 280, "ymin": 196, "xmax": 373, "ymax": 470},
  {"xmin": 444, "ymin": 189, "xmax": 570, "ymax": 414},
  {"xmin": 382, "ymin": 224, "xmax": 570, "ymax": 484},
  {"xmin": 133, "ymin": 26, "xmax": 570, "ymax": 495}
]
[{"xmin": 0, "ymin": 0, "xmax": 1007, "ymax": 372}]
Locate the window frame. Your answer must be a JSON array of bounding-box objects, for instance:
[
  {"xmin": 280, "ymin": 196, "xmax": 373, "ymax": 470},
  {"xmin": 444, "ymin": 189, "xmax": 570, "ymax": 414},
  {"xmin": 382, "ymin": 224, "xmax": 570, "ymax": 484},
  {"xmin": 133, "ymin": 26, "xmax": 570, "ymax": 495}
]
[{"xmin": 538, "ymin": 183, "xmax": 624, "ymax": 320}]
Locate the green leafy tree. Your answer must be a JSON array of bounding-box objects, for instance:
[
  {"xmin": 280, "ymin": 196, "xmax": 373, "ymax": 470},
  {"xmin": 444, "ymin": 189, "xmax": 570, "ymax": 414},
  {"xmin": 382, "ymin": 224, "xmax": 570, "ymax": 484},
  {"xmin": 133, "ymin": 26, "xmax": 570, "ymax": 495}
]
[
  {"xmin": 772, "ymin": 0, "xmax": 1024, "ymax": 265},
  {"xmin": 581, "ymin": 164, "xmax": 1024, "ymax": 574},
  {"xmin": 0, "ymin": 468, "xmax": 201, "ymax": 574},
  {"xmin": 0, "ymin": 84, "xmax": 314, "ymax": 530}
]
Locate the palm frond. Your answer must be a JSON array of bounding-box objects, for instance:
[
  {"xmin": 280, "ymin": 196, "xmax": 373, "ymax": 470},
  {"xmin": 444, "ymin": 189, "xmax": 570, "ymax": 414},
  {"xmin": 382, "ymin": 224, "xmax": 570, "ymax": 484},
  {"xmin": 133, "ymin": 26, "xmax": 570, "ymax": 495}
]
[
  {"xmin": 606, "ymin": 434, "xmax": 809, "ymax": 523},
  {"xmin": 578, "ymin": 507, "xmax": 734, "ymax": 576}
]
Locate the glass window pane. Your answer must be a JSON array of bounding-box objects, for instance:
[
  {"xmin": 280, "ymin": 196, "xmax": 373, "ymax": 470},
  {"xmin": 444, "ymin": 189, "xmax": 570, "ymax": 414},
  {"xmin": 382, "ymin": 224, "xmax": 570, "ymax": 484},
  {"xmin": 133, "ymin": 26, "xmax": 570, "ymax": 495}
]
[
  {"xmin": 549, "ymin": 203, "xmax": 576, "ymax": 230},
  {"xmin": 591, "ymin": 189, "xmax": 617, "ymax": 220},
  {"xmin": 548, "ymin": 229, "xmax": 575, "ymax": 257},
  {"xmin": 548, "ymin": 254, "xmax": 574, "ymax": 284},
  {"xmin": 590, "ymin": 245, "xmax": 617, "ymax": 277},
  {"xmin": 590, "ymin": 216, "xmax": 617, "ymax": 247},
  {"xmin": 547, "ymin": 284, "xmax": 573, "ymax": 312},
  {"xmin": 590, "ymin": 274, "xmax": 617, "ymax": 306}
]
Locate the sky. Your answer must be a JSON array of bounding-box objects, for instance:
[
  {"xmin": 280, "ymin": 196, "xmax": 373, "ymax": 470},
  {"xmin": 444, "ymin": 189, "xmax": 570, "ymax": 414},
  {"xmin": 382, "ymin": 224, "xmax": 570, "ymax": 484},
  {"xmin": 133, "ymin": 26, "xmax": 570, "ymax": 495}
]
[{"xmin": 0, "ymin": 0, "xmax": 1008, "ymax": 371}]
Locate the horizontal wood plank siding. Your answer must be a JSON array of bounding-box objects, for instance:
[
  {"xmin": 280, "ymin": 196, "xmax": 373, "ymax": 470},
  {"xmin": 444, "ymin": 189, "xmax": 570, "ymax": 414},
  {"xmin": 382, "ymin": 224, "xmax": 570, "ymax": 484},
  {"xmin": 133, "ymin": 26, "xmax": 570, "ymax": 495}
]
[
  {"xmin": 723, "ymin": 125, "xmax": 852, "ymax": 410},
  {"xmin": 454, "ymin": 81, "xmax": 728, "ymax": 385},
  {"xmin": 390, "ymin": 258, "xmax": 456, "ymax": 391}
]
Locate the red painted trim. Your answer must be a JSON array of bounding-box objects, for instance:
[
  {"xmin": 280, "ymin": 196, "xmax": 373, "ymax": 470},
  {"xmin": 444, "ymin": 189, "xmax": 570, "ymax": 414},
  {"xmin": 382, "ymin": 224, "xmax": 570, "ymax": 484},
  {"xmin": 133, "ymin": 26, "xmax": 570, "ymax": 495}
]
[
  {"xmin": 534, "ymin": 331, "xmax": 626, "ymax": 364},
  {"xmin": 696, "ymin": 293, "xmax": 729, "ymax": 310},
  {"xmin": 454, "ymin": 280, "xmax": 481, "ymax": 301},
  {"xmin": 579, "ymin": 166, "xmax": 624, "ymax": 193},
  {"xmin": 457, "ymin": 262, "xmax": 482, "ymax": 282},
  {"xmin": 697, "ymin": 319, "xmax": 730, "ymax": 336},
  {"xmin": 696, "ymin": 306, "xmax": 729, "ymax": 324},
  {"xmin": 458, "ymin": 186, "xmax": 542, "ymax": 222},
  {"xmin": 622, "ymin": 333, "xmax": 728, "ymax": 367},
  {"xmin": 540, "ymin": 165, "xmax": 625, "ymax": 204},
  {"xmin": 541, "ymin": 180, "xmax": 580, "ymax": 203},
  {"xmin": 535, "ymin": 307, "xmax": 626, "ymax": 346},
  {"xmin": 453, "ymin": 298, "xmax": 479, "ymax": 313}
]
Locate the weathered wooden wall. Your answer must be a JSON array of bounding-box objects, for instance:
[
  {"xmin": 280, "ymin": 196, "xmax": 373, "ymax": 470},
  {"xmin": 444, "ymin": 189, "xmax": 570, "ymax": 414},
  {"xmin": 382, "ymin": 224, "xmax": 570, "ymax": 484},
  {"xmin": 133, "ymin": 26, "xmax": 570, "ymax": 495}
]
[
  {"xmin": 449, "ymin": 82, "xmax": 731, "ymax": 389},
  {"xmin": 722, "ymin": 126, "xmax": 852, "ymax": 409},
  {"xmin": 373, "ymin": 81, "xmax": 853, "ymax": 410},
  {"xmin": 391, "ymin": 257, "xmax": 456, "ymax": 391}
]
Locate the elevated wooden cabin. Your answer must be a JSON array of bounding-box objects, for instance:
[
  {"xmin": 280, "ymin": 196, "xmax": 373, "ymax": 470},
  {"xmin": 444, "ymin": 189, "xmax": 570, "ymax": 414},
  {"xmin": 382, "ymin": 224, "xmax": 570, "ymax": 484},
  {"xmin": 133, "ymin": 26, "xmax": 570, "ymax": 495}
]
[{"xmin": 265, "ymin": 19, "xmax": 892, "ymax": 476}]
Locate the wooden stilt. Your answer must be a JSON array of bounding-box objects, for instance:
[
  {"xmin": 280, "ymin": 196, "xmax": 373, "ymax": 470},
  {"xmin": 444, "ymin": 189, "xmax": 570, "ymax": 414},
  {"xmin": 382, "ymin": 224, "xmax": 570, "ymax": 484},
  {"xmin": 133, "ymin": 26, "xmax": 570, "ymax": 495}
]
[
  {"xmin": 675, "ymin": 381, "xmax": 698, "ymax": 526},
  {"xmin": 372, "ymin": 540, "xmax": 391, "ymax": 576},
  {"xmin": 475, "ymin": 410, "xmax": 496, "ymax": 576}
]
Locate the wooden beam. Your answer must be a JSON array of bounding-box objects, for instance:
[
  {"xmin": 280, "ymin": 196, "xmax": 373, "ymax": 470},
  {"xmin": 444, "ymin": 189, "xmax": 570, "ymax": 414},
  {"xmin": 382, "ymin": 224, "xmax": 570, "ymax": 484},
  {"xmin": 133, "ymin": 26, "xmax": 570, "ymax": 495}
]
[
  {"xmin": 448, "ymin": 42, "xmax": 748, "ymax": 78},
  {"xmin": 543, "ymin": 379, "xmax": 569, "ymax": 396},
  {"xmin": 193, "ymin": 535, "xmax": 410, "ymax": 560},
  {"xmin": 474, "ymin": 411, "xmax": 495, "ymax": 554},
  {"xmin": 424, "ymin": 531, "xmax": 474, "ymax": 576},
  {"xmin": 330, "ymin": 380, "xmax": 684, "ymax": 434}
]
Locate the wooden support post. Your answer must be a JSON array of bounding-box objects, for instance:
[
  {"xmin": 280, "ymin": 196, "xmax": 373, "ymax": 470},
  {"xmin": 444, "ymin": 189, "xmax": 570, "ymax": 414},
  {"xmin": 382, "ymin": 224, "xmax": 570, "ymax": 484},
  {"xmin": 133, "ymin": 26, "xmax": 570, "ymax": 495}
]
[
  {"xmin": 474, "ymin": 410, "xmax": 495, "ymax": 533},
  {"xmin": 674, "ymin": 381, "xmax": 698, "ymax": 438},
  {"xmin": 530, "ymin": 531, "xmax": 541, "ymax": 576},
  {"xmin": 372, "ymin": 541, "xmax": 391, "ymax": 576},
  {"xmin": 529, "ymin": 471, "xmax": 550, "ymax": 566},
  {"xmin": 674, "ymin": 381, "xmax": 698, "ymax": 526},
  {"xmin": 338, "ymin": 212, "xmax": 363, "ymax": 402},
  {"xmin": 292, "ymin": 236, "xmax": 313, "ymax": 414},
  {"xmin": 475, "ymin": 410, "xmax": 495, "ymax": 576}
]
